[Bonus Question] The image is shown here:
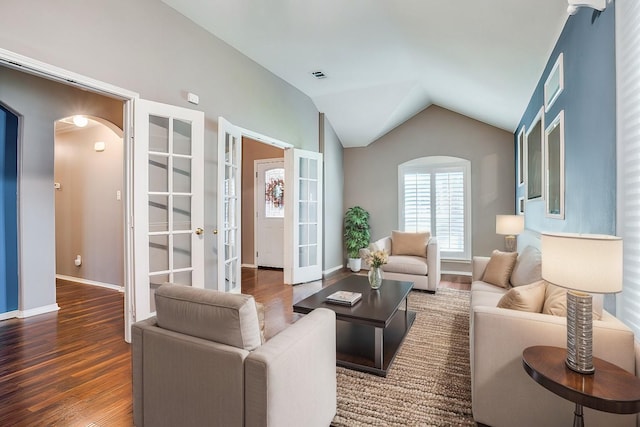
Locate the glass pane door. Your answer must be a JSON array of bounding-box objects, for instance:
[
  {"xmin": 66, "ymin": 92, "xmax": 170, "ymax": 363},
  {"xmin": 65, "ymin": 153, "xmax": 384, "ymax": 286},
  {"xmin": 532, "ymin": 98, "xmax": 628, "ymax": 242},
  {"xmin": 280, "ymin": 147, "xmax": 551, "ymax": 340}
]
[
  {"xmin": 217, "ymin": 118, "xmax": 242, "ymax": 293},
  {"xmin": 133, "ymin": 100, "xmax": 204, "ymax": 322},
  {"xmin": 284, "ymin": 149, "xmax": 323, "ymax": 284}
]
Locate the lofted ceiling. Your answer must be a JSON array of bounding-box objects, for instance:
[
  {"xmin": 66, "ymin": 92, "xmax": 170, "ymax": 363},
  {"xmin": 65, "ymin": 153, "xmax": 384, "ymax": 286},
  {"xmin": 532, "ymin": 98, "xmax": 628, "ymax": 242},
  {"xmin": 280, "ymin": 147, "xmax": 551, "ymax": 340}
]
[{"xmin": 161, "ymin": 0, "xmax": 569, "ymax": 147}]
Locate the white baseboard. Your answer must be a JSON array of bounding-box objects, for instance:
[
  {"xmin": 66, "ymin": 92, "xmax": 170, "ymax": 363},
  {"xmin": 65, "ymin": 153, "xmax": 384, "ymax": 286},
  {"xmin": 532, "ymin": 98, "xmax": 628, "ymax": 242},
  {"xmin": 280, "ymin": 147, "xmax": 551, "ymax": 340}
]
[
  {"xmin": 0, "ymin": 310, "xmax": 19, "ymax": 320},
  {"xmin": 323, "ymin": 264, "xmax": 344, "ymax": 276},
  {"xmin": 241, "ymin": 264, "xmax": 257, "ymax": 269},
  {"xmin": 441, "ymin": 270, "xmax": 472, "ymax": 276},
  {"xmin": 56, "ymin": 274, "xmax": 124, "ymax": 292},
  {"xmin": 19, "ymin": 303, "xmax": 60, "ymax": 318}
]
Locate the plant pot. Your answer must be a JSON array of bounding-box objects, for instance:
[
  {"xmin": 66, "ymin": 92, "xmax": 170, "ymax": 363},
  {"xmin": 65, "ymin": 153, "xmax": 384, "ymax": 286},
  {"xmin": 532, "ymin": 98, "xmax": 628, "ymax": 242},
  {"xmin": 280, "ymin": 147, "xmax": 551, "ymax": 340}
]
[{"xmin": 348, "ymin": 257, "xmax": 362, "ymax": 272}]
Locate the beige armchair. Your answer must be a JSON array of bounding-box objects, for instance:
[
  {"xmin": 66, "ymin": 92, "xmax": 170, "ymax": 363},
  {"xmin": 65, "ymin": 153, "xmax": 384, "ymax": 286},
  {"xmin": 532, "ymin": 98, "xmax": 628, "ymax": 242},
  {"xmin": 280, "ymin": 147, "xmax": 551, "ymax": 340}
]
[
  {"xmin": 132, "ymin": 284, "xmax": 336, "ymax": 427},
  {"xmin": 360, "ymin": 231, "xmax": 441, "ymax": 292}
]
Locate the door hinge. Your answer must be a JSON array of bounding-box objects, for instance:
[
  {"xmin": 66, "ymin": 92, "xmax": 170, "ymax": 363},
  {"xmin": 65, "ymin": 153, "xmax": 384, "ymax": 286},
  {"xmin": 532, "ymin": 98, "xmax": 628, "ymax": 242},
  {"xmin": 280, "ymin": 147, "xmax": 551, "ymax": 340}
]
[
  {"xmin": 256, "ymin": 172, "xmax": 258, "ymax": 179},
  {"xmin": 256, "ymin": 251, "xmax": 259, "ymax": 258}
]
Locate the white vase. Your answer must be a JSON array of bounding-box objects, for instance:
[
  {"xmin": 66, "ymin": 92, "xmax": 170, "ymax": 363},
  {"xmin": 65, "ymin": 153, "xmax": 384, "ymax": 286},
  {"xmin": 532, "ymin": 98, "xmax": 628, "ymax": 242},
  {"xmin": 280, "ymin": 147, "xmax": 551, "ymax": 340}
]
[{"xmin": 349, "ymin": 258, "xmax": 361, "ymax": 272}]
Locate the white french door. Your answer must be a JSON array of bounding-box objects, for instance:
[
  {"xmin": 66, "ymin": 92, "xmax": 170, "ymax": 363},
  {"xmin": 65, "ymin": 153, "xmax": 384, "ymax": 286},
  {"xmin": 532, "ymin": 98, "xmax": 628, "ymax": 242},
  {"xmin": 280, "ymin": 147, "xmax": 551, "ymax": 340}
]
[
  {"xmin": 217, "ymin": 117, "xmax": 242, "ymax": 293},
  {"xmin": 132, "ymin": 99, "xmax": 205, "ymax": 323},
  {"xmin": 284, "ymin": 148, "xmax": 323, "ymax": 284}
]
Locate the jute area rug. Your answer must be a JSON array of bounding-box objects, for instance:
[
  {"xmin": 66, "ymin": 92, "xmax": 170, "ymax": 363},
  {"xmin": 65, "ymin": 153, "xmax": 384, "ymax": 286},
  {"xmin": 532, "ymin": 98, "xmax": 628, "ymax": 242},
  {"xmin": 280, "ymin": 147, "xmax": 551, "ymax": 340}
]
[{"xmin": 332, "ymin": 288, "xmax": 474, "ymax": 426}]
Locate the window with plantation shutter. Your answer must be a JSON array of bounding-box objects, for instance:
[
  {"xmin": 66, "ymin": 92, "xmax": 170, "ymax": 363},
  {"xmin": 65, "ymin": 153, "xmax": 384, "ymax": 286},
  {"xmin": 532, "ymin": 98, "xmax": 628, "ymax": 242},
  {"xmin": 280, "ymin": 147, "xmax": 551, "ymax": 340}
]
[
  {"xmin": 616, "ymin": 0, "xmax": 640, "ymax": 335},
  {"xmin": 399, "ymin": 157, "xmax": 471, "ymax": 260}
]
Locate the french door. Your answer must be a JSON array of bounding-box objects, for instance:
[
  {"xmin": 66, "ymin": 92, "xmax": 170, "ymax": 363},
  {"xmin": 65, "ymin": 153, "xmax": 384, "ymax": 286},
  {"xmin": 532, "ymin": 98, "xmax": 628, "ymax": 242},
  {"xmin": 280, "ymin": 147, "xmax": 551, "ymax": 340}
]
[
  {"xmin": 132, "ymin": 99, "xmax": 205, "ymax": 323},
  {"xmin": 217, "ymin": 118, "xmax": 242, "ymax": 293},
  {"xmin": 284, "ymin": 149, "xmax": 323, "ymax": 284}
]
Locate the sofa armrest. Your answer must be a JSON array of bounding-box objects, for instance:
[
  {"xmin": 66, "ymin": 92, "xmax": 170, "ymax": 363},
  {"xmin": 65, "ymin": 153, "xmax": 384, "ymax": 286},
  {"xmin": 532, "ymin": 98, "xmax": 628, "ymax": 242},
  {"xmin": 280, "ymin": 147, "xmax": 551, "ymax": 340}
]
[
  {"xmin": 471, "ymin": 306, "xmax": 635, "ymax": 427},
  {"xmin": 427, "ymin": 237, "xmax": 441, "ymax": 290},
  {"xmin": 472, "ymin": 256, "xmax": 490, "ymax": 282},
  {"xmin": 132, "ymin": 317, "xmax": 249, "ymax": 427},
  {"xmin": 245, "ymin": 308, "xmax": 337, "ymax": 427}
]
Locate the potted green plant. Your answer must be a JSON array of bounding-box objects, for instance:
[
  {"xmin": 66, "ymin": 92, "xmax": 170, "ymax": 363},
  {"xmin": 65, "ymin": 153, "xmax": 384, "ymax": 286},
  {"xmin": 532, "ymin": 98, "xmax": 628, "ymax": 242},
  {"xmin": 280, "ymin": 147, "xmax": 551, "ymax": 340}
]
[{"xmin": 344, "ymin": 206, "xmax": 370, "ymax": 272}]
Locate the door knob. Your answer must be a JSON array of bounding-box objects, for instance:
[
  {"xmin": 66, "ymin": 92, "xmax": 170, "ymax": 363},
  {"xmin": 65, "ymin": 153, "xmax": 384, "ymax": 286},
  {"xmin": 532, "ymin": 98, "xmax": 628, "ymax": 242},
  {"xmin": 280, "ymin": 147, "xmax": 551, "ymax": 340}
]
[
  {"xmin": 195, "ymin": 228, "xmax": 204, "ymax": 235},
  {"xmin": 213, "ymin": 229, "xmax": 218, "ymax": 235}
]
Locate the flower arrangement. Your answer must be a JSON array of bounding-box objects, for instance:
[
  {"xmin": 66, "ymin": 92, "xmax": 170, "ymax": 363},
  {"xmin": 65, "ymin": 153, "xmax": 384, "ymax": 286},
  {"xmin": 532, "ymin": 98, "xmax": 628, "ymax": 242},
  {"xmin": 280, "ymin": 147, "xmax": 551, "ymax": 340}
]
[
  {"xmin": 365, "ymin": 249, "xmax": 388, "ymax": 269},
  {"xmin": 265, "ymin": 178, "xmax": 284, "ymax": 207}
]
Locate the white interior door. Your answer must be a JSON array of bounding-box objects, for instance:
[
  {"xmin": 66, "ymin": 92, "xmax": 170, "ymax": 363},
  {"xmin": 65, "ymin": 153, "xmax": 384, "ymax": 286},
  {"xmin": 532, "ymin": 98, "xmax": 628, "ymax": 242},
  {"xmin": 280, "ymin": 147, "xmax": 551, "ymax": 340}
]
[
  {"xmin": 255, "ymin": 159, "xmax": 284, "ymax": 268},
  {"xmin": 217, "ymin": 117, "xmax": 242, "ymax": 293},
  {"xmin": 284, "ymin": 148, "xmax": 323, "ymax": 284},
  {"xmin": 132, "ymin": 99, "xmax": 205, "ymax": 324}
]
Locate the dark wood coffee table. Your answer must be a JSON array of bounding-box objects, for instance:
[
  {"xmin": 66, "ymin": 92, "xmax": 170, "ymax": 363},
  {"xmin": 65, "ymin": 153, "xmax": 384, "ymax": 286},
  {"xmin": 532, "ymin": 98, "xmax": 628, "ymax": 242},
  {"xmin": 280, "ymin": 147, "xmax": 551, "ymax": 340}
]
[{"xmin": 293, "ymin": 275, "xmax": 415, "ymax": 377}]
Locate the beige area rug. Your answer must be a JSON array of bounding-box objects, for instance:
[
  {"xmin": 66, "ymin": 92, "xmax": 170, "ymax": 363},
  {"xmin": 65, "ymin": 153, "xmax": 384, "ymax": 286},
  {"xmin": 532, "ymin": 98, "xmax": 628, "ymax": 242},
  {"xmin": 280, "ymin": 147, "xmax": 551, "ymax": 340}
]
[{"xmin": 333, "ymin": 288, "xmax": 474, "ymax": 426}]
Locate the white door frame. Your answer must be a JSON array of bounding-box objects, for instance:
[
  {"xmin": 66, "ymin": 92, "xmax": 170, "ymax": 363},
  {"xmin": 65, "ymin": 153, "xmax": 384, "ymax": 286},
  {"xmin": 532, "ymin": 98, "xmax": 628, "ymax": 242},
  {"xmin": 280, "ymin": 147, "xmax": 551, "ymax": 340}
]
[
  {"xmin": 0, "ymin": 48, "xmax": 139, "ymax": 342},
  {"xmin": 254, "ymin": 158, "xmax": 285, "ymax": 269}
]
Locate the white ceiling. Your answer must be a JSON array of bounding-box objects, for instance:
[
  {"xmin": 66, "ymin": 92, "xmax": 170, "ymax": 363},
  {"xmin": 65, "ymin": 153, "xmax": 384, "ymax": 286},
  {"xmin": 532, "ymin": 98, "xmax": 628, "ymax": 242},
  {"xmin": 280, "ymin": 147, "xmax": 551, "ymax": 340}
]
[{"xmin": 161, "ymin": 0, "xmax": 569, "ymax": 147}]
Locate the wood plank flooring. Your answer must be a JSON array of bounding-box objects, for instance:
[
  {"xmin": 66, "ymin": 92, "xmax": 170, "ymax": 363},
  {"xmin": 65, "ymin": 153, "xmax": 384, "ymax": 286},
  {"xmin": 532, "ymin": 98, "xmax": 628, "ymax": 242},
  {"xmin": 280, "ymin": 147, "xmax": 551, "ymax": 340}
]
[{"xmin": 0, "ymin": 270, "xmax": 469, "ymax": 426}]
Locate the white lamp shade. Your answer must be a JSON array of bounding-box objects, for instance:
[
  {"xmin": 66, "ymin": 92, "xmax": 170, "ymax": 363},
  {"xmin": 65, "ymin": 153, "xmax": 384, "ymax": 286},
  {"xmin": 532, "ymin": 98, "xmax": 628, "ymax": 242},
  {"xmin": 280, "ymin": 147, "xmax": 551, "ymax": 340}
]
[
  {"xmin": 496, "ymin": 215, "xmax": 524, "ymax": 235},
  {"xmin": 541, "ymin": 232, "xmax": 622, "ymax": 293}
]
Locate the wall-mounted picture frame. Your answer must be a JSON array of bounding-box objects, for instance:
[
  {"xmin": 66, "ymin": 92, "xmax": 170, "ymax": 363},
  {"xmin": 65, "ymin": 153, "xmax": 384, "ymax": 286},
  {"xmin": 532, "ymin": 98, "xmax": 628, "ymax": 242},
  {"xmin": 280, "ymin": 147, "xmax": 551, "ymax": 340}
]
[
  {"xmin": 545, "ymin": 110, "xmax": 565, "ymax": 219},
  {"xmin": 518, "ymin": 197, "xmax": 525, "ymax": 215},
  {"xmin": 525, "ymin": 107, "xmax": 544, "ymax": 200},
  {"xmin": 517, "ymin": 126, "xmax": 525, "ymax": 187},
  {"xmin": 544, "ymin": 53, "xmax": 564, "ymax": 112}
]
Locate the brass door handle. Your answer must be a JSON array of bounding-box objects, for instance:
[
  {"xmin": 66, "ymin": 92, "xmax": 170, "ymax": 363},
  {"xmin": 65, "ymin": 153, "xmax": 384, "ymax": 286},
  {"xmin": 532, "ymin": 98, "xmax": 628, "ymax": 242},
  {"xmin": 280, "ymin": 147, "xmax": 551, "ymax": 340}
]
[
  {"xmin": 195, "ymin": 228, "xmax": 204, "ymax": 235},
  {"xmin": 213, "ymin": 229, "xmax": 218, "ymax": 235}
]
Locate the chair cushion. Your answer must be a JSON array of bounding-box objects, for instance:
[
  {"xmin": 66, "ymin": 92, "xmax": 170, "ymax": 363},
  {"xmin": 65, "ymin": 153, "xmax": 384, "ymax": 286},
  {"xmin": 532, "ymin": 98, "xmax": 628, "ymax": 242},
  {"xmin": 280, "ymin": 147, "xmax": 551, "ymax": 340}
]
[
  {"xmin": 391, "ymin": 231, "xmax": 430, "ymax": 257},
  {"xmin": 511, "ymin": 246, "xmax": 542, "ymax": 287},
  {"xmin": 482, "ymin": 250, "xmax": 518, "ymax": 289},
  {"xmin": 155, "ymin": 284, "xmax": 262, "ymax": 351},
  {"xmin": 497, "ymin": 281, "xmax": 546, "ymax": 313},
  {"xmin": 382, "ymin": 255, "xmax": 428, "ymax": 275}
]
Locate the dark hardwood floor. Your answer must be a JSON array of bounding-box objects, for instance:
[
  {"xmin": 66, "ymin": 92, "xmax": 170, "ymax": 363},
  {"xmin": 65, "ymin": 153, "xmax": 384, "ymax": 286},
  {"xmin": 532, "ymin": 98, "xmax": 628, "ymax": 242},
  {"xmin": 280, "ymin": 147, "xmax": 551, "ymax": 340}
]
[{"xmin": 0, "ymin": 269, "xmax": 469, "ymax": 426}]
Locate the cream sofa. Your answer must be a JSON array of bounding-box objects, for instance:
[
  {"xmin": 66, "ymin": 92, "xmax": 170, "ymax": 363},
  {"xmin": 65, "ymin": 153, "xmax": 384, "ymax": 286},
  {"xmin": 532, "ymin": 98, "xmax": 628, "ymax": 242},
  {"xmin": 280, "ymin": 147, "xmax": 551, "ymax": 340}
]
[
  {"xmin": 132, "ymin": 284, "xmax": 337, "ymax": 427},
  {"xmin": 470, "ymin": 248, "xmax": 636, "ymax": 427},
  {"xmin": 359, "ymin": 232, "xmax": 441, "ymax": 292}
]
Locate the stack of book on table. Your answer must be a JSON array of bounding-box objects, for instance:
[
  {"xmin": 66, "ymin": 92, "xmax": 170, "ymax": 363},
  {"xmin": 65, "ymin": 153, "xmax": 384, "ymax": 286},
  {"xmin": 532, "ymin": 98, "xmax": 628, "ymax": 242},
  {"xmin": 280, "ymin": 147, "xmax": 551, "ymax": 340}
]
[{"xmin": 325, "ymin": 290, "xmax": 362, "ymax": 306}]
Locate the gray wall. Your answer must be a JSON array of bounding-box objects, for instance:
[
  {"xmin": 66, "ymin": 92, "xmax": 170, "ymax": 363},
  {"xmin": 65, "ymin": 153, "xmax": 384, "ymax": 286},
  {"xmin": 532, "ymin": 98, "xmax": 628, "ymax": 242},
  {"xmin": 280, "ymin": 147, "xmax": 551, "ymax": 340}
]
[
  {"xmin": 0, "ymin": 0, "xmax": 341, "ymax": 311},
  {"xmin": 321, "ymin": 114, "xmax": 345, "ymax": 273},
  {"xmin": 54, "ymin": 123, "xmax": 124, "ymax": 287},
  {"xmin": 0, "ymin": 67, "xmax": 123, "ymax": 311},
  {"xmin": 343, "ymin": 105, "xmax": 514, "ymax": 273}
]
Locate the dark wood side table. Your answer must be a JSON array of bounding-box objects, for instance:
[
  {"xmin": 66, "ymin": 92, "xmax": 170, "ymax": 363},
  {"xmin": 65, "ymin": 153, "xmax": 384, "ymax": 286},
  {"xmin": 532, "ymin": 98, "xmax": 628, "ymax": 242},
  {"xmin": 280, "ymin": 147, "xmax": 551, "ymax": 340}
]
[{"xmin": 522, "ymin": 346, "xmax": 640, "ymax": 427}]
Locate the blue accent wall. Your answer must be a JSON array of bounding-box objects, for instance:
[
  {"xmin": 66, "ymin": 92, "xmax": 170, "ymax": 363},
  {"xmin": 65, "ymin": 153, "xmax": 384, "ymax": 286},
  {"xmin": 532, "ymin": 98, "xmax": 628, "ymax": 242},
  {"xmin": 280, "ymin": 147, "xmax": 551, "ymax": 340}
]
[
  {"xmin": 515, "ymin": 6, "xmax": 616, "ymax": 235},
  {"xmin": 0, "ymin": 106, "xmax": 19, "ymax": 313}
]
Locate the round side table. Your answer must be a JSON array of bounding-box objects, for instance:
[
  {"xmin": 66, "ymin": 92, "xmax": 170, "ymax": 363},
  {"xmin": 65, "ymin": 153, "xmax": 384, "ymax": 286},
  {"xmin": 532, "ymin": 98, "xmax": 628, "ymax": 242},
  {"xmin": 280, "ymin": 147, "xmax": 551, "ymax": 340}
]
[{"xmin": 522, "ymin": 345, "xmax": 640, "ymax": 427}]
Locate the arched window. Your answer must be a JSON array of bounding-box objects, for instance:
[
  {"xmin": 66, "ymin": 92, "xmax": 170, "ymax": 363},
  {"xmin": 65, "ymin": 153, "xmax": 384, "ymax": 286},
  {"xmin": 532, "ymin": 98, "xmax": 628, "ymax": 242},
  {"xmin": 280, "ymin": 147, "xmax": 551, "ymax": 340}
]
[{"xmin": 398, "ymin": 156, "xmax": 471, "ymax": 261}]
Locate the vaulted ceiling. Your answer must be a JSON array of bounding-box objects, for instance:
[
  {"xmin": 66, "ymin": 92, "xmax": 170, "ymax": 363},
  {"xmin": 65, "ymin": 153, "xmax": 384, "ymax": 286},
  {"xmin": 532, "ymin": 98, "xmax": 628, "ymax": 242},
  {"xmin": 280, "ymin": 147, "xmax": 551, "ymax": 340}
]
[{"xmin": 161, "ymin": 0, "xmax": 569, "ymax": 147}]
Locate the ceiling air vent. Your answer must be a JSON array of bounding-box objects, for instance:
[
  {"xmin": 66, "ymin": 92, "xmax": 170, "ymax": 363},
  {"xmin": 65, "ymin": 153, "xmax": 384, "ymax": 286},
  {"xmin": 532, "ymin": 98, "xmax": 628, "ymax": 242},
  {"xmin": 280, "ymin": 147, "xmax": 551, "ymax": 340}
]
[{"xmin": 311, "ymin": 70, "xmax": 327, "ymax": 79}]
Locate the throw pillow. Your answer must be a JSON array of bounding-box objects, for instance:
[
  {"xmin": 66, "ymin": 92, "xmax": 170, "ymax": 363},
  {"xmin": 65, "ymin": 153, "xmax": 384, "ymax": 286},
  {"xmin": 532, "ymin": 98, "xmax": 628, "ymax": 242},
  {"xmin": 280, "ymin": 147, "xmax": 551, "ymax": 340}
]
[
  {"xmin": 542, "ymin": 284, "xmax": 603, "ymax": 320},
  {"xmin": 510, "ymin": 246, "xmax": 542, "ymax": 287},
  {"xmin": 542, "ymin": 283, "xmax": 567, "ymax": 316},
  {"xmin": 391, "ymin": 230, "xmax": 430, "ymax": 257},
  {"xmin": 482, "ymin": 250, "xmax": 518, "ymax": 289},
  {"xmin": 497, "ymin": 281, "xmax": 546, "ymax": 312}
]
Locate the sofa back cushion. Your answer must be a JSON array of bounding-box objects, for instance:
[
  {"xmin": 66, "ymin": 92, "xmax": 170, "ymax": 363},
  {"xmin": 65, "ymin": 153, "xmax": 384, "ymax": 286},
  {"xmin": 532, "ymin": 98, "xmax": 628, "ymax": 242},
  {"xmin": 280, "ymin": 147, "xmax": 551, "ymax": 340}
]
[
  {"xmin": 391, "ymin": 231, "xmax": 430, "ymax": 257},
  {"xmin": 483, "ymin": 250, "xmax": 518, "ymax": 289},
  {"xmin": 155, "ymin": 284, "xmax": 262, "ymax": 351},
  {"xmin": 511, "ymin": 246, "xmax": 542, "ymax": 287}
]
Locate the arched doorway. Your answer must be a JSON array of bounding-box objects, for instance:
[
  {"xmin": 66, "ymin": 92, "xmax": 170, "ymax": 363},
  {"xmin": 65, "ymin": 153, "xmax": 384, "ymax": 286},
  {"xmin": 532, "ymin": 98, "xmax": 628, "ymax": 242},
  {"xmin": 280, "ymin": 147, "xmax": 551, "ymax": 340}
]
[
  {"xmin": 54, "ymin": 115, "xmax": 124, "ymax": 291},
  {"xmin": 0, "ymin": 104, "xmax": 19, "ymax": 318}
]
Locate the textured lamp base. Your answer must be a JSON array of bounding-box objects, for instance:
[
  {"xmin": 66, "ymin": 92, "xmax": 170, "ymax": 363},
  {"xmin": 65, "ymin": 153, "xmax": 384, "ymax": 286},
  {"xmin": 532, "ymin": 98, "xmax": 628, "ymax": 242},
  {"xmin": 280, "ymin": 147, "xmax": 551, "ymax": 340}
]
[
  {"xmin": 504, "ymin": 235, "xmax": 517, "ymax": 252},
  {"xmin": 566, "ymin": 290, "xmax": 594, "ymax": 374}
]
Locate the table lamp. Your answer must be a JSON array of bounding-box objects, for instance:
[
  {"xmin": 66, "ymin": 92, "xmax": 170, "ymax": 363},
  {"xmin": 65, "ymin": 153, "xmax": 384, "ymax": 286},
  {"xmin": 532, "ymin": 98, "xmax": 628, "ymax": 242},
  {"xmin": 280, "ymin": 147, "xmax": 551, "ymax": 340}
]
[
  {"xmin": 541, "ymin": 232, "xmax": 623, "ymax": 374},
  {"xmin": 496, "ymin": 215, "xmax": 524, "ymax": 252}
]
